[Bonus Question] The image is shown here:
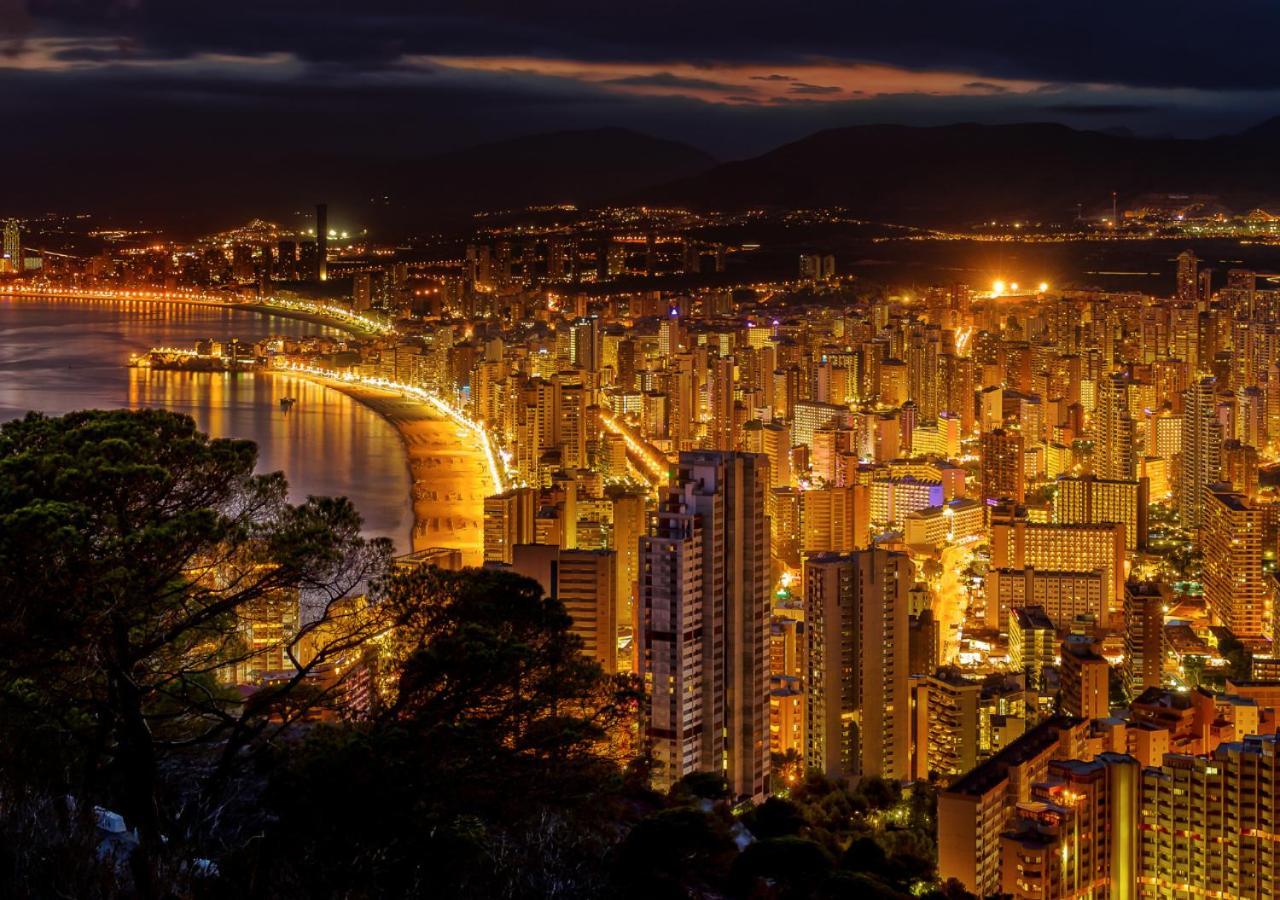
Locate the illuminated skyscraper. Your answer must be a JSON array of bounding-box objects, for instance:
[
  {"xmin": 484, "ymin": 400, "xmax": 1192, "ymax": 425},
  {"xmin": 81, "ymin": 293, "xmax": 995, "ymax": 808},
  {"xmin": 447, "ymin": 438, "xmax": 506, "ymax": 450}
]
[
  {"xmin": 804, "ymin": 549, "xmax": 911, "ymax": 780},
  {"xmin": 1053, "ymin": 474, "xmax": 1148, "ymax": 551},
  {"xmin": 1179, "ymin": 377, "xmax": 1221, "ymax": 531},
  {"xmin": 1059, "ymin": 634, "xmax": 1110, "ymax": 720},
  {"xmin": 1123, "ymin": 580, "xmax": 1167, "ymax": 695},
  {"xmin": 1093, "ymin": 372, "xmax": 1136, "ymax": 480},
  {"xmin": 707, "ymin": 356, "xmax": 736, "ymax": 451},
  {"xmin": 352, "ymin": 271, "xmax": 373, "ymax": 310},
  {"xmin": 1176, "ymin": 249, "xmax": 1198, "ymax": 305},
  {"xmin": 980, "ymin": 428, "xmax": 1025, "ymax": 503},
  {"xmin": 1, "ymin": 219, "xmax": 19, "ymax": 273},
  {"xmin": 639, "ymin": 451, "xmax": 771, "ymax": 800},
  {"xmin": 1009, "ymin": 605, "xmax": 1056, "ymax": 693},
  {"xmin": 1140, "ymin": 736, "xmax": 1280, "ymax": 898},
  {"xmin": 511, "ymin": 544, "xmax": 618, "ymax": 673},
  {"xmin": 1000, "ymin": 754, "xmax": 1140, "ymax": 900},
  {"xmin": 483, "ymin": 487, "xmax": 536, "ymax": 564},
  {"xmin": 568, "ymin": 316, "xmax": 601, "ymax": 373},
  {"xmin": 1201, "ymin": 488, "xmax": 1268, "ymax": 638},
  {"xmin": 909, "ymin": 668, "xmax": 981, "ymax": 780}
]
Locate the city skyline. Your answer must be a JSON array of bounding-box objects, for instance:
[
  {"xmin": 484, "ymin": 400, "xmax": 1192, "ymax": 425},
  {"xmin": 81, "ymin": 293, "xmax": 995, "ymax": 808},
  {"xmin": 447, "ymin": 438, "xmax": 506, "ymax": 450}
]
[{"xmin": 6, "ymin": 5, "xmax": 1280, "ymax": 898}]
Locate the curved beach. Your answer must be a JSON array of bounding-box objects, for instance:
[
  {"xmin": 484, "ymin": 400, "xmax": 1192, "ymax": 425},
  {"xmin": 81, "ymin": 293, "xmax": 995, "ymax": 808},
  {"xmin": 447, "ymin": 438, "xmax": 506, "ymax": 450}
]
[{"xmin": 285, "ymin": 375, "xmax": 489, "ymax": 566}]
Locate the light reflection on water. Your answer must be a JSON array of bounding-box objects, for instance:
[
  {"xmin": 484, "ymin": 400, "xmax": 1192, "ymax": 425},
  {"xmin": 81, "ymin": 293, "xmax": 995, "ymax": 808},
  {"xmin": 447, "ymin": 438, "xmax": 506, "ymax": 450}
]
[{"xmin": 0, "ymin": 296, "xmax": 412, "ymax": 550}]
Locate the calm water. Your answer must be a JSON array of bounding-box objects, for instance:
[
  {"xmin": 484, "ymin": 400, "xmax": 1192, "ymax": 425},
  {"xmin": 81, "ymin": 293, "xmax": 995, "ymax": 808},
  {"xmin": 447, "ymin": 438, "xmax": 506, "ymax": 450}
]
[{"xmin": 0, "ymin": 296, "xmax": 413, "ymax": 550}]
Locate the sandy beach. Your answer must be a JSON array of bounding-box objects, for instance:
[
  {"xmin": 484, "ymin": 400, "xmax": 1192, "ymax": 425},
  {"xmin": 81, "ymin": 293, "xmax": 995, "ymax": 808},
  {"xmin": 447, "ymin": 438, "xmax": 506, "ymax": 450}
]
[{"xmin": 289, "ymin": 376, "xmax": 490, "ymax": 566}]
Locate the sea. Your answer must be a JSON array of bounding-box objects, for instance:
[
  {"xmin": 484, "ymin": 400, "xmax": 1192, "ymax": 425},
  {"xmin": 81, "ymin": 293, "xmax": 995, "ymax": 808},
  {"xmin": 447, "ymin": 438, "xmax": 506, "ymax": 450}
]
[{"xmin": 0, "ymin": 295, "xmax": 413, "ymax": 550}]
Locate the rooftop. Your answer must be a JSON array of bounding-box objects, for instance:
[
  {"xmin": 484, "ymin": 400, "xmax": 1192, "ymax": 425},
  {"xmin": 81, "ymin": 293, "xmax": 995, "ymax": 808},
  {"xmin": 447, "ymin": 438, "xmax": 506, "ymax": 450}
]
[{"xmin": 946, "ymin": 715, "xmax": 1084, "ymax": 798}]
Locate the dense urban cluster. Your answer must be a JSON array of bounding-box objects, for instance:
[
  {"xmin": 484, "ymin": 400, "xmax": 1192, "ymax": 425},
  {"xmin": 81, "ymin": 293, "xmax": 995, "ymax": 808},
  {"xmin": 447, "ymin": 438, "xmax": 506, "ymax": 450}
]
[{"xmin": 4, "ymin": 201, "xmax": 1280, "ymax": 899}]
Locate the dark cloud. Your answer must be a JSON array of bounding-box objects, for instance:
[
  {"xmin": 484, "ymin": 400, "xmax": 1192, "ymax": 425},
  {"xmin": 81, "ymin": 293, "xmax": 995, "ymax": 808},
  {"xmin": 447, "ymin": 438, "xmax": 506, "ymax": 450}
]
[
  {"xmin": 0, "ymin": 0, "xmax": 33, "ymax": 37},
  {"xmin": 750, "ymin": 73, "xmax": 797, "ymax": 82},
  {"xmin": 788, "ymin": 83, "xmax": 842, "ymax": 95},
  {"xmin": 603, "ymin": 71, "xmax": 737, "ymax": 91},
  {"xmin": 19, "ymin": 1, "xmax": 1280, "ymax": 91},
  {"xmin": 963, "ymin": 81, "xmax": 1009, "ymax": 94}
]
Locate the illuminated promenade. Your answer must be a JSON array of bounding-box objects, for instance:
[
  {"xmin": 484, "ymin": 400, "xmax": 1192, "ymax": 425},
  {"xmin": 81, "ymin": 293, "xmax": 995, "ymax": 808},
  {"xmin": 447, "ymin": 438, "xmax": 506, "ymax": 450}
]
[
  {"xmin": 280, "ymin": 365, "xmax": 501, "ymax": 566},
  {"xmin": 0, "ymin": 285, "xmax": 393, "ymax": 335}
]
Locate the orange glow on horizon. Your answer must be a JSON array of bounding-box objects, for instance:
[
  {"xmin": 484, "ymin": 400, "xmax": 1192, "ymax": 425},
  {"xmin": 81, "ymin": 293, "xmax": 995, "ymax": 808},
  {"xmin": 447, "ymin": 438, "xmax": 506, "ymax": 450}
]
[{"xmin": 423, "ymin": 55, "xmax": 1051, "ymax": 105}]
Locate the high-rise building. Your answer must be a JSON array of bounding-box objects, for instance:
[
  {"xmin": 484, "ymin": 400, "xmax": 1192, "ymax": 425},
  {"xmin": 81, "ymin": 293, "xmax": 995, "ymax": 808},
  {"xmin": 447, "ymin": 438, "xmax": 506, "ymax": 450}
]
[
  {"xmin": 954, "ymin": 733, "xmax": 1280, "ymax": 899},
  {"xmin": 1201, "ymin": 488, "xmax": 1269, "ymax": 638},
  {"xmin": 908, "ymin": 607, "xmax": 940, "ymax": 676},
  {"xmin": 804, "ymin": 549, "xmax": 911, "ymax": 780},
  {"xmin": 1123, "ymin": 580, "xmax": 1167, "ymax": 696},
  {"xmin": 1093, "ymin": 372, "xmax": 1136, "ymax": 480},
  {"xmin": 1221, "ymin": 437, "xmax": 1260, "ymax": 497},
  {"xmin": 988, "ymin": 568, "xmax": 1106, "ymax": 632},
  {"xmin": 800, "ymin": 484, "xmax": 870, "ymax": 554},
  {"xmin": 989, "ymin": 517, "xmax": 1126, "ymax": 626},
  {"xmin": 609, "ymin": 490, "xmax": 645, "ymax": 657},
  {"xmin": 1179, "ymin": 377, "xmax": 1221, "ymax": 531},
  {"xmin": 275, "ymin": 239, "xmax": 297, "ymax": 279},
  {"xmin": 1053, "ymin": 474, "xmax": 1148, "ymax": 551},
  {"xmin": 483, "ymin": 487, "xmax": 537, "ymax": 564},
  {"xmin": 568, "ymin": 316, "xmax": 601, "ymax": 373},
  {"xmin": 999, "ymin": 754, "xmax": 1140, "ymax": 900},
  {"xmin": 1176, "ymin": 249, "xmax": 1198, "ymax": 305},
  {"xmin": 1009, "ymin": 605, "xmax": 1056, "ymax": 693},
  {"xmin": 221, "ymin": 587, "xmax": 301, "ymax": 685},
  {"xmin": 707, "ymin": 356, "xmax": 736, "ymax": 451},
  {"xmin": 639, "ymin": 451, "xmax": 771, "ymax": 800},
  {"xmin": 791, "ymin": 399, "xmax": 848, "ymax": 450},
  {"xmin": 1059, "ymin": 634, "xmax": 1110, "ymax": 720},
  {"xmin": 510, "ymin": 544, "xmax": 618, "ymax": 673},
  {"xmin": 352, "ymin": 271, "xmax": 373, "ymax": 310},
  {"xmin": 559, "ymin": 381, "xmax": 587, "ymax": 469},
  {"xmin": 910, "ymin": 668, "xmax": 981, "ymax": 780},
  {"xmin": 1139, "ymin": 735, "xmax": 1280, "ymax": 898},
  {"xmin": 937, "ymin": 716, "xmax": 1090, "ymax": 898},
  {"xmin": 980, "ymin": 428, "xmax": 1025, "ymax": 503},
  {"xmin": 1, "ymin": 219, "xmax": 19, "ymax": 273},
  {"xmin": 798, "ymin": 253, "xmax": 835, "ymax": 283}
]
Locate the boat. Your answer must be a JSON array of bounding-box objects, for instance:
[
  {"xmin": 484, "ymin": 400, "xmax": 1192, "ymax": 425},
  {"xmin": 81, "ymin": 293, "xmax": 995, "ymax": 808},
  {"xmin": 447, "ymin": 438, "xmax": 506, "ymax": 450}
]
[{"xmin": 279, "ymin": 397, "xmax": 296, "ymax": 410}]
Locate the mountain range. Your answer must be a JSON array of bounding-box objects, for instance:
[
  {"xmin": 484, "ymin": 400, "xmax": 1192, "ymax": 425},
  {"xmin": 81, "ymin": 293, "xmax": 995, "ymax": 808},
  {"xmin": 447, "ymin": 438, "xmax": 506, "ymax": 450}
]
[
  {"xmin": 638, "ymin": 119, "xmax": 1280, "ymax": 226},
  {"xmin": 17, "ymin": 119, "xmax": 1280, "ymax": 233}
]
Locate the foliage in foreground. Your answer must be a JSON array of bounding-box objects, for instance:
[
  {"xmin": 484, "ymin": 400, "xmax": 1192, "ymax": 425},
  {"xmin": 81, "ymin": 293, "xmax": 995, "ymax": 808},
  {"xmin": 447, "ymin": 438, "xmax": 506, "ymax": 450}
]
[{"xmin": 0, "ymin": 410, "xmax": 971, "ymax": 899}]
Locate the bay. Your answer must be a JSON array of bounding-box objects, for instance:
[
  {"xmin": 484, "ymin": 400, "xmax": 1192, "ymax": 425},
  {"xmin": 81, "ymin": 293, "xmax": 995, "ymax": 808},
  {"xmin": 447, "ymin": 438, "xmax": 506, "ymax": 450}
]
[{"xmin": 0, "ymin": 295, "xmax": 413, "ymax": 550}]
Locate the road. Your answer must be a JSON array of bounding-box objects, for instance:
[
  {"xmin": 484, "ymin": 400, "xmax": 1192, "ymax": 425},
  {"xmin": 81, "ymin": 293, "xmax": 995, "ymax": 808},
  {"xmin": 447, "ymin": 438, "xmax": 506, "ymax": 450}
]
[{"xmin": 932, "ymin": 542, "xmax": 976, "ymax": 664}]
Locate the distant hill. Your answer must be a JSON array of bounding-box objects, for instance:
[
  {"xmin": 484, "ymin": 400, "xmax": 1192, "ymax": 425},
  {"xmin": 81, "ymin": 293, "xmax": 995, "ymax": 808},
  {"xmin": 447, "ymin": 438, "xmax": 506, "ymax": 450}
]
[
  {"xmin": 2, "ymin": 128, "xmax": 717, "ymax": 236},
  {"xmin": 16, "ymin": 119, "xmax": 1280, "ymax": 234},
  {"xmin": 375, "ymin": 128, "xmax": 717, "ymax": 226},
  {"xmin": 636, "ymin": 120, "xmax": 1280, "ymax": 226},
  {"xmin": 290, "ymin": 128, "xmax": 718, "ymax": 235}
]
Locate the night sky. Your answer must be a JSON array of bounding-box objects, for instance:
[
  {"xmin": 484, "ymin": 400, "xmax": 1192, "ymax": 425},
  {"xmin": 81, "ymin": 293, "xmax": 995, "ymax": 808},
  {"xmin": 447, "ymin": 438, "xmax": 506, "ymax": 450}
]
[
  {"xmin": 6, "ymin": 1, "xmax": 1280, "ymax": 227},
  {"xmin": 7, "ymin": 1, "xmax": 1280, "ymax": 158}
]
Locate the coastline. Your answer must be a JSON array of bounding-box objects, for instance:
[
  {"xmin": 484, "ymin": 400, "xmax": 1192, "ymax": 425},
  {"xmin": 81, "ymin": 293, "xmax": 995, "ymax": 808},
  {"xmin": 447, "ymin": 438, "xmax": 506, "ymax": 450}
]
[
  {"xmin": 279, "ymin": 372, "xmax": 488, "ymax": 567},
  {"xmin": 225, "ymin": 301, "xmax": 386, "ymax": 337},
  {"xmin": 0, "ymin": 290, "xmax": 386, "ymax": 339}
]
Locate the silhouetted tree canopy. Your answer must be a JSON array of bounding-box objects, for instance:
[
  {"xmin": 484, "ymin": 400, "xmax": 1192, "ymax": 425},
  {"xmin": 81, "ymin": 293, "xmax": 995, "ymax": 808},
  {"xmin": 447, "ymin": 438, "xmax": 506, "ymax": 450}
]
[
  {"xmin": 0, "ymin": 409, "xmax": 389, "ymax": 894},
  {"xmin": 229, "ymin": 567, "xmax": 642, "ymax": 898}
]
